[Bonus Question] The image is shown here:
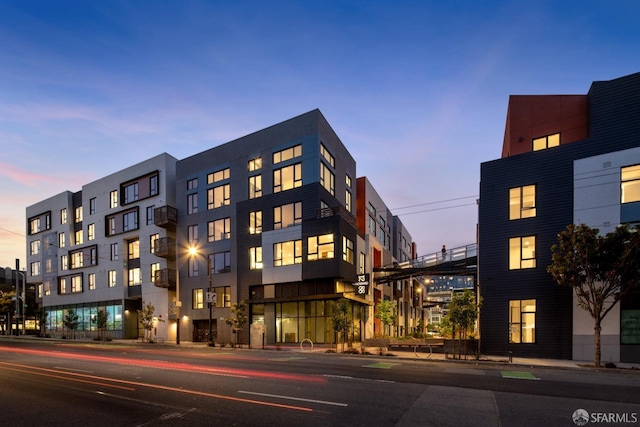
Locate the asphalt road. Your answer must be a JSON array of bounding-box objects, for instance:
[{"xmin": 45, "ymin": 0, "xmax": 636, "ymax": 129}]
[{"xmin": 0, "ymin": 339, "xmax": 639, "ymax": 426}]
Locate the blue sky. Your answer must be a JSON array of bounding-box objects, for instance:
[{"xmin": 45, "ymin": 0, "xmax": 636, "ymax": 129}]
[{"xmin": 1, "ymin": 0, "xmax": 639, "ymax": 268}]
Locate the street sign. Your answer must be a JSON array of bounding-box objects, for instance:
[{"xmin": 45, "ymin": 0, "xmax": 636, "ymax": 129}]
[
  {"xmin": 206, "ymin": 292, "xmax": 217, "ymax": 304},
  {"xmin": 355, "ymin": 273, "xmax": 370, "ymax": 295}
]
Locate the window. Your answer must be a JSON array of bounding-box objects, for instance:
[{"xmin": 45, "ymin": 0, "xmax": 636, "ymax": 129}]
[
  {"xmin": 30, "ymin": 261, "xmax": 41, "ymax": 276},
  {"xmin": 249, "ymin": 175, "xmax": 262, "ymax": 199},
  {"xmin": 193, "ymin": 289, "xmax": 204, "ymax": 309},
  {"xmin": 250, "ymin": 247, "xmax": 263, "ymax": 269},
  {"xmin": 150, "ymin": 175, "xmax": 159, "ymax": 196},
  {"xmin": 45, "ymin": 259, "xmax": 52, "ymax": 273},
  {"xmin": 88, "ymin": 273, "xmax": 96, "ymax": 290},
  {"xmin": 343, "ymin": 236, "xmax": 354, "ymax": 264},
  {"xmin": 146, "ymin": 205, "xmax": 155, "ymax": 225},
  {"xmin": 249, "ymin": 211, "xmax": 262, "ymax": 234},
  {"xmin": 89, "ymin": 198, "xmax": 96, "ymax": 215},
  {"xmin": 274, "ymin": 240, "xmax": 302, "ymax": 266},
  {"xmin": 273, "ymin": 144, "xmax": 302, "ymax": 164},
  {"xmin": 213, "ymin": 286, "xmax": 231, "ymax": 308},
  {"xmin": 74, "ymin": 230, "xmax": 83, "ymax": 246},
  {"xmin": 209, "ymin": 251, "xmax": 231, "ymax": 274},
  {"xmin": 43, "ymin": 281, "xmax": 50, "ymax": 296},
  {"xmin": 108, "ymin": 270, "xmax": 117, "ymax": 287},
  {"xmin": 345, "ymin": 190, "xmax": 352, "ymax": 212},
  {"xmin": 110, "ymin": 243, "xmax": 119, "ymax": 261},
  {"xmin": 90, "ymin": 247, "xmax": 97, "ymax": 265},
  {"xmin": 61, "ymin": 255, "xmax": 68, "ymax": 271},
  {"xmin": 128, "ymin": 239, "xmax": 140, "ymax": 259},
  {"xmin": 208, "ymin": 218, "xmax": 231, "ymax": 242},
  {"xmin": 359, "ymin": 252, "xmax": 365, "ymax": 274},
  {"xmin": 188, "ymin": 225, "xmax": 198, "ymax": 245},
  {"xmin": 248, "ymin": 157, "xmax": 262, "ymax": 171},
  {"xmin": 110, "ymin": 190, "xmax": 118, "ymax": 208},
  {"xmin": 207, "ymin": 168, "xmax": 230, "ymax": 184},
  {"xmin": 60, "ymin": 208, "xmax": 68, "ymax": 224},
  {"xmin": 509, "ymin": 299, "xmax": 536, "ymax": 343},
  {"xmin": 208, "ymin": 184, "xmax": 230, "ymax": 209},
  {"xmin": 189, "ymin": 256, "xmax": 199, "ymax": 277},
  {"xmin": 128, "ymin": 268, "xmax": 141, "ymax": 286},
  {"xmin": 273, "ymin": 163, "xmax": 302, "ymax": 193},
  {"xmin": 509, "ymin": 185, "xmax": 536, "ymax": 220},
  {"xmin": 59, "ymin": 277, "xmax": 67, "ymax": 294},
  {"xmin": 108, "ymin": 217, "xmax": 116, "ymax": 236},
  {"xmin": 29, "ymin": 217, "xmax": 41, "ymax": 234},
  {"xmin": 509, "ymin": 236, "xmax": 536, "ymax": 269},
  {"xmin": 124, "ymin": 182, "xmax": 139, "ymax": 204},
  {"xmin": 320, "ymin": 143, "xmax": 335, "ymax": 167},
  {"xmin": 75, "ymin": 206, "xmax": 83, "ymax": 223},
  {"xmin": 187, "ymin": 193, "xmax": 198, "ymax": 214},
  {"xmin": 308, "ymin": 234, "xmax": 334, "ymax": 261},
  {"xmin": 346, "ymin": 174, "xmax": 352, "ymax": 188},
  {"xmin": 621, "ymin": 164, "xmax": 640, "ymax": 203},
  {"xmin": 320, "ymin": 162, "xmax": 335, "ymax": 195},
  {"xmin": 87, "ymin": 223, "xmax": 95, "ymax": 241},
  {"xmin": 71, "ymin": 252, "xmax": 83, "ymax": 269},
  {"xmin": 532, "ymin": 133, "xmax": 560, "ymax": 151},
  {"xmin": 123, "ymin": 211, "xmax": 138, "ymax": 231},
  {"xmin": 187, "ymin": 178, "xmax": 198, "ymax": 190},
  {"xmin": 30, "ymin": 240, "xmax": 41, "ymax": 255},
  {"xmin": 71, "ymin": 275, "xmax": 82, "ymax": 293},
  {"xmin": 151, "ymin": 263, "xmax": 160, "ymax": 283},
  {"xmin": 150, "ymin": 234, "xmax": 159, "ymax": 254},
  {"xmin": 274, "ymin": 202, "xmax": 302, "ymax": 229}
]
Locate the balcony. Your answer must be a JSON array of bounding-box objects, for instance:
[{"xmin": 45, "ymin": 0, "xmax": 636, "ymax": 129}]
[
  {"xmin": 154, "ymin": 268, "xmax": 176, "ymax": 290},
  {"xmin": 154, "ymin": 205, "xmax": 177, "ymax": 230},
  {"xmin": 154, "ymin": 237, "xmax": 176, "ymax": 258}
]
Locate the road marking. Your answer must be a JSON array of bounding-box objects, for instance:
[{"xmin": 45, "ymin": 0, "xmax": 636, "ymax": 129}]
[
  {"xmin": 268, "ymin": 356, "xmax": 306, "ymax": 361},
  {"xmin": 363, "ymin": 362, "xmax": 397, "ymax": 369},
  {"xmin": 54, "ymin": 366, "xmax": 94, "ymax": 373},
  {"xmin": 238, "ymin": 390, "xmax": 348, "ymax": 407},
  {"xmin": 501, "ymin": 371, "xmax": 540, "ymax": 380}
]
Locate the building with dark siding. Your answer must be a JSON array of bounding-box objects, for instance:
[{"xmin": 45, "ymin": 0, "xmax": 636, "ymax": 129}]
[{"xmin": 479, "ymin": 72, "xmax": 640, "ymax": 363}]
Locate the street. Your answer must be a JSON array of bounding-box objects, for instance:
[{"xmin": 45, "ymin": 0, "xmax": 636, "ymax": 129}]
[{"xmin": 0, "ymin": 339, "xmax": 639, "ymax": 426}]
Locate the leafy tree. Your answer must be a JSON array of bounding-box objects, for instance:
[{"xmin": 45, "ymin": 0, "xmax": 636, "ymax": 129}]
[
  {"xmin": 548, "ymin": 224, "xmax": 640, "ymax": 367},
  {"xmin": 92, "ymin": 309, "xmax": 109, "ymax": 341},
  {"xmin": 225, "ymin": 300, "xmax": 248, "ymax": 347},
  {"xmin": 139, "ymin": 302, "xmax": 156, "ymax": 342},
  {"xmin": 331, "ymin": 298, "xmax": 352, "ymax": 352},
  {"xmin": 63, "ymin": 309, "xmax": 79, "ymax": 339},
  {"xmin": 0, "ymin": 291, "xmax": 15, "ymax": 335},
  {"xmin": 38, "ymin": 308, "xmax": 48, "ymax": 337},
  {"xmin": 443, "ymin": 289, "xmax": 481, "ymax": 359},
  {"xmin": 375, "ymin": 300, "xmax": 397, "ymax": 337}
]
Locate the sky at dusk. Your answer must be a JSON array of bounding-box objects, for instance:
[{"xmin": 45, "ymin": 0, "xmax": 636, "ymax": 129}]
[{"xmin": 1, "ymin": 0, "xmax": 639, "ymax": 269}]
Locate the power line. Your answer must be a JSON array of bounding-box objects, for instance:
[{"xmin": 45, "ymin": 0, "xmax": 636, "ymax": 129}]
[
  {"xmin": 398, "ymin": 202, "xmax": 478, "ymax": 217},
  {"xmin": 390, "ymin": 195, "xmax": 478, "ymax": 211}
]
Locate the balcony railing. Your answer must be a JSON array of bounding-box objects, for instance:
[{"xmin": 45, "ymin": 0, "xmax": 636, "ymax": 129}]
[
  {"xmin": 154, "ymin": 205, "xmax": 177, "ymax": 230},
  {"xmin": 154, "ymin": 236, "xmax": 176, "ymax": 258},
  {"xmin": 154, "ymin": 268, "xmax": 176, "ymax": 289}
]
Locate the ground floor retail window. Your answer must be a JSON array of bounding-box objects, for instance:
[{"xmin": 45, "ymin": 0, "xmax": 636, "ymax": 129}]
[
  {"xmin": 509, "ymin": 299, "xmax": 536, "ymax": 343},
  {"xmin": 46, "ymin": 303, "xmax": 123, "ymax": 334}
]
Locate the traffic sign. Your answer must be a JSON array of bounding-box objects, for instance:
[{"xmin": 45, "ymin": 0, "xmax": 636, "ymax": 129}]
[{"xmin": 206, "ymin": 292, "xmax": 217, "ymax": 304}]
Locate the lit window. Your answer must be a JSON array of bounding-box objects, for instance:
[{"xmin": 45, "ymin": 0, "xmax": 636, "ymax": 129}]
[
  {"xmin": 273, "ymin": 163, "xmax": 302, "ymax": 193},
  {"xmin": 249, "ymin": 211, "xmax": 262, "ymax": 234},
  {"xmin": 509, "ymin": 185, "xmax": 536, "ymax": 220},
  {"xmin": 88, "ymin": 273, "xmax": 96, "ymax": 290},
  {"xmin": 110, "ymin": 190, "xmax": 118, "ymax": 208},
  {"xmin": 274, "ymin": 202, "xmax": 302, "ymax": 229},
  {"xmin": 75, "ymin": 206, "xmax": 83, "ymax": 223},
  {"xmin": 74, "ymin": 230, "xmax": 83, "ymax": 246},
  {"xmin": 71, "ymin": 252, "xmax": 83, "ymax": 269},
  {"xmin": 308, "ymin": 234, "xmax": 334, "ymax": 261},
  {"xmin": 207, "ymin": 168, "xmax": 230, "ymax": 184},
  {"xmin": 150, "ymin": 263, "xmax": 160, "ymax": 283},
  {"xmin": 208, "ymin": 218, "xmax": 231, "ymax": 242},
  {"xmin": 343, "ymin": 236, "xmax": 354, "ymax": 264},
  {"xmin": 29, "ymin": 217, "xmax": 41, "ymax": 234},
  {"xmin": 30, "ymin": 261, "xmax": 41, "ymax": 276},
  {"xmin": 193, "ymin": 289, "xmax": 204, "ymax": 309},
  {"xmin": 320, "ymin": 162, "xmax": 335, "ymax": 196},
  {"xmin": 108, "ymin": 270, "xmax": 117, "ymax": 287},
  {"xmin": 509, "ymin": 236, "xmax": 536, "ymax": 269},
  {"xmin": 621, "ymin": 164, "xmax": 640, "ymax": 203},
  {"xmin": 250, "ymin": 247, "xmax": 263, "ymax": 269},
  {"xmin": 150, "ymin": 234, "xmax": 159, "ymax": 254},
  {"xmin": 248, "ymin": 157, "xmax": 262, "ymax": 171},
  {"xmin": 320, "ymin": 143, "xmax": 335, "ymax": 167},
  {"xmin": 274, "ymin": 240, "xmax": 302, "ymax": 266},
  {"xmin": 71, "ymin": 275, "xmax": 82, "ymax": 293},
  {"xmin": 249, "ymin": 175, "xmax": 262, "ymax": 199},
  {"xmin": 60, "ymin": 208, "xmax": 68, "ymax": 224},
  {"xmin": 128, "ymin": 268, "xmax": 142, "ymax": 286},
  {"xmin": 509, "ymin": 299, "xmax": 536, "ymax": 343},
  {"xmin": 346, "ymin": 174, "xmax": 352, "ymax": 188},
  {"xmin": 532, "ymin": 133, "xmax": 560, "ymax": 151},
  {"xmin": 213, "ymin": 286, "xmax": 231, "ymax": 308},
  {"xmin": 59, "ymin": 277, "xmax": 67, "ymax": 294},
  {"xmin": 208, "ymin": 184, "xmax": 230, "ymax": 209},
  {"xmin": 87, "ymin": 223, "xmax": 95, "ymax": 241},
  {"xmin": 273, "ymin": 145, "xmax": 302, "ymax": 164},
  {"xmin": 128, "ymin": 239, "xmax": 140, "ymax": 259},
  {"xmin": 345, "ymin": 190, "xmax": 352, "ymax": 212},
  {"xmin": 30, "ymin": 240, "xmax": 41, "ymax": 255},
  {"xmin": 188, "ymin": 225, "xmax": 198, "ymax": 245},
  {"xmin": 61, "ymin": 255, "xmax": 68, "ymax": 271}
]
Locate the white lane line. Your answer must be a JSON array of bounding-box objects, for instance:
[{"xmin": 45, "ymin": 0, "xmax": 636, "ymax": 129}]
[
  {"xmin": 323, "ymin": 374, "xmax": 395, "ymax": 384},
  {"xmin": 237, "ymin": 390, "xmax": 348, "ymax": 407},
  {"xmin": 54, "ymin": 366, "xmax": 94, "ymax": 373}
]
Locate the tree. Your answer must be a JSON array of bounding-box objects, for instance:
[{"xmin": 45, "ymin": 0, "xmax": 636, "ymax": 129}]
[
  {"xmin": 443, "ymin": 289, "xmax": 481, "ymax": 359},
  {"xmin": 331, "ymin": 298, "xmax": 352, "ymax": 352},
  {"xmin": 139, "ymin": 302, "xmax": 156, "ymax": 342},
  {"xmin": 38, "ymin": 308, "xmax": 48, "ymax": 337},
  {"xmin": 548, "ymin": 224, "xmax": 640, "ymax": 367},
  {"xmin": 63, "ymin": 309, "xmax": 79, "ymax": 339},
  {"xmin": 375, "ymin": 300, "xmax": 397, "ymax": 337},
  {"xmin": 0, "ymin": 291, "xmax": 15, "ymax": 335},
  {"xmin": 225, "ymin": 300, "xmax": 248, "ymax": 347},
  {"xmin": 92, "ymin": 309, "xmax": 109, "ymax": 341}
]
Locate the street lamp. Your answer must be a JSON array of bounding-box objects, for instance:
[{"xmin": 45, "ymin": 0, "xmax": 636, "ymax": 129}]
[{"xmin": 207, "ymin": 253, "xmax": 214, "ymax": 347}]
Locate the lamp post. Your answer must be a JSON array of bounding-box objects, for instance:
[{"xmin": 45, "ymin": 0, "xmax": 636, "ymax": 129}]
[{"xmin": 207, "ymin": 253, "xmax": 214, "ymax": 347}]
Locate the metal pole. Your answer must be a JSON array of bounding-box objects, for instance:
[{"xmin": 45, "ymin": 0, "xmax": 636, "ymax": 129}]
[
  {"xmin": 20, "ymin": 271, "xmax": 25, "ymax": 335},
  {"xmin": 207, "ymin": 254, "xmax": 214, "ymax": 346},
  {"xmin": 15, "ymin": 259, "xmax": 19, "ymax": 336},
  {"xmin": 176, "ymin": 265, "xmax": 181, "ymax": 345}
]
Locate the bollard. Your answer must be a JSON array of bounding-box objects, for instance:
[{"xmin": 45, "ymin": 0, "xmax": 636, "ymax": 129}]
[{"xmin": 508, "ymin": 351, "xmax": 512, "ymax": 363}]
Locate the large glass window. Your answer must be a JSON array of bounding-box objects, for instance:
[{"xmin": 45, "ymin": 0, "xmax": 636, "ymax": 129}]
[
  {"xmin": 123, "ymin": 211, "xmax": 138, "ymax": 231},
  {"xmin": 208, "ymin": 184, "xmax": 230, "ymax": 209},
  {"xmin": 208, "ymin": 218, "xmax": 231, "ymax": 242},
  {"xmin": 274, "ymin": 240, "xmax": 302, "ymax": 266},
  {"xmin": 207, "ymin": 168, "xmax": 230, "ymax": 184},
  {"xmin": 213, "ymin": 286, "xmax": 231, "ymax": 308},
  {"xmin": 509, "ymin": 185, "xmax": 536, "ymax": 220},
  {"xmin": 128, "ymin": 239, "xmax": 140, "ymax": 259},
  {"xmin": 273, "ymin": 144, "xmax": 302, "ymax": 164},
  {"xmin": 509, "ymin": 236, "xmax": 536, "ymax": 269},
  {"xmin": 128, "ymin": 268, "xmax": 141, "ymax": 286},
  {"xmin": 622, "ymin": 164, "xmax": 640, "ymax": 203},
  {"xmin": 248, "ymin": 157, "xmax": 262, "ymax": 171},
  {"xmin": 320, "ymin": 143, "xmax": 335, "ymax": 167},
  {"xmin": 249, "ymin": 175, "xmax": 262, "ymax": 199},
  {"xmin": 193, "ymin": 289, "xmax": 204, "ymax": 309},
  {"xmin": 30, "ymin": 261, "xmax": 41, "ymax": 276},
  {"xmin": 209, "ymin": 251, "xmax": 231, "ymax": 274},
  {"xmin": 320, "ymin": 162, "xmax": 335, "ymax": 196},
  {"xmin": 124, "ymin": 182, "xmax": 139, "ymax": 204},
  {"xmin": 509, "ymin": 299, "xmax": 536, "ymax": 343},
  {"xmin": 274, "ymin": 202, "xmax": 302, "ymax": 229},
  {"xmin": 308, "ymin": 234, "xmax": 334, "ymax": 261},
  {"xmin": 533, "ymin": 133, "xmax": 560, "ymax": 151},
  {"xmin": 273, "ymin": 163, "xmax": 302, "ymax": 193},
  {"xmin": 249, "ymin": 211, "xmax": 262, "ymax": 234},
  {"xmin": 30, "ymin": 240, "xmax": 41, "ymax": 255},
  {"xmin": 74, "ymin": 230, "xmax": 83, "ymax": 246},
  {"xmin": 250, "ymin": 247, "xmax": 263, "ymax": 269},
  {"xmin": 343, "ymin": 236, "xmax": 354, "ymax": 264}
]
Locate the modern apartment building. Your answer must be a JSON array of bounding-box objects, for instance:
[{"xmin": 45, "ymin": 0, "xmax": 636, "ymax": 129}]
[
  {"xmin": 479, "ymin": 72, "xmax": 640, "ymax": 363},
  {"xmin": 26, "ymin": 109, "xmax": 421, "ymax": 345}
]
